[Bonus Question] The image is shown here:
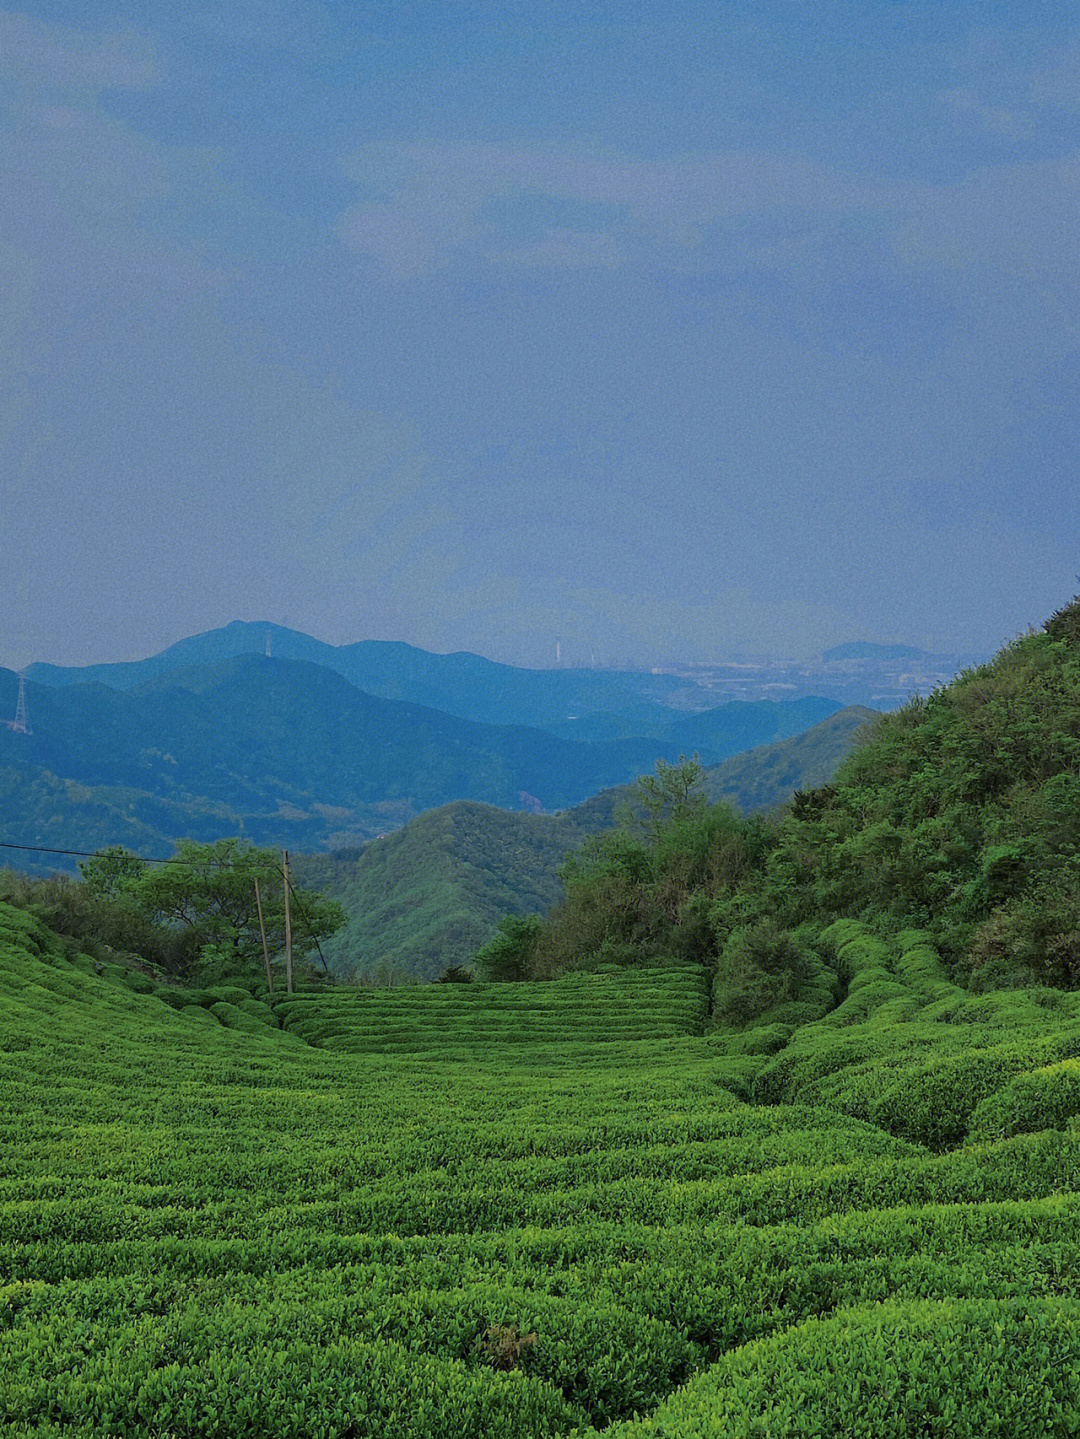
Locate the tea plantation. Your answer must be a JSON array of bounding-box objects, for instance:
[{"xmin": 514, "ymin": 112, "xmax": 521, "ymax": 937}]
[{"xmin": 6, "ymin": 900, "xmax": 1080, "ymax": 1436}]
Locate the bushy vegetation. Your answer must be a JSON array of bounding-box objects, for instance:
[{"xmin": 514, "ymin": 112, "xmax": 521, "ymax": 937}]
[
  {"xmin": 0, "ymin": 838, "xmax": 343, "ymax": 986},
  {"xmin": 8, "ymin": 891, "xmax": 1080, "ymax": 1434},
  {"xmin": 750, "ymin": 602, "xmax": 1080, "ymax": 988},
  {"xmin": 510, "ymin": 599, "xmax": 1080, "ymax": 1001},
  {"xmin": 295, "ymin": 803, "xmax": 602, "ymax": 983},
  {"xmin": 292, "ymin": 707, "xmax": 872, "ymax": 984}
]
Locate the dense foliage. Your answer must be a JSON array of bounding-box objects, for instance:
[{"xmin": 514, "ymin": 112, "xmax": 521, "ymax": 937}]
[
  {"xmin": 7, "ymin": 900, "xmax": 1080, "ymax": 1434},
  {"xmin": 0, "ymin": 839, "xmax": 343, "ymax": 985},
  {"xmin": 515, "ymin": 601, "xmax": 1080, "ymax": 1001},
  {"xmin": 294, "ymin": 803, "xmax": 602, "ymax": 983},
  {"xmin": 737, "ymin": 600, "xmax": 1080, "ymax": 989}
]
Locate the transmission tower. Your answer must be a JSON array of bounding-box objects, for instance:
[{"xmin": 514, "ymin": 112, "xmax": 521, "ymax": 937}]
[{"xmin": 6, "ymin": 671, "xmax": 30, "ymax": 734}]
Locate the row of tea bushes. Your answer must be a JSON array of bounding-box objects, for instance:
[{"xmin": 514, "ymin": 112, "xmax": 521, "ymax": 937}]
[
  {"xmin": 8, "ymin": 900, "xmax": 1080, "ymax": 1434},
  {"xmin": 270, "ymin": 963, "xmax": 710, "ymax": 1055},
  {"xmin": 590, "ymin": 1295, "xmax": 1080, "ymax": 1439}
]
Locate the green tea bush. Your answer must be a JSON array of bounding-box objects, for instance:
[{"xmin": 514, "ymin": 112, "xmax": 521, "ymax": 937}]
[
  {"xmin": 594, "ymin": 1296, "xmax": 1080, "ymax": 1438},
  {"xmin": 969, "ymin": 1058, "xmax": 1080, "ymax": 1142},
  {"xmin": 9, "ymin": 894, "xmax": 1080, "ymax": 1435}
]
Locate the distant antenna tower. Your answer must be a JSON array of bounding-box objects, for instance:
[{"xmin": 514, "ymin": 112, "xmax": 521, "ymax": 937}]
[
  {"xmin": 6, "ymin": 671, "xmax": 31, "ymax": 735},
  {"xmin": 265, "ymin": 631, "xmax": 272, "ymax": 658},
  {"xmin": 556, "ymin": 638, "xmax": 562, "ymax": 665}
]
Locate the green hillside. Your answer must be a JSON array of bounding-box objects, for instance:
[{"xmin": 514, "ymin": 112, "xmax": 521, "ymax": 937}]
[
  {"xmin": 545, "ymin": 695, "xmax": 841, "ymax": 759},
  {"xmin": 294, "ymin": 802, "xmax": 596, "ymax": 983},
  {"xmin": 513, "ymin": 601, "xmax": 1080, "ymax": 994},
  {"xmin": 293, "ymin": 705, "xmax": 875, "ymax": 981},
  {"xmin": 0, "ymin": 658, "xmax": 853, "ymax": 870},
  {"xmin": 8, "ymin": 893, "xmax": 1080, "ymax": 1434},
  {"xmin": 0, "ymin": 656, "xmax": 667, "ymax": 862},
  {"xmin": 8, "ymin": 603, "xmax": 1080, "ymax": 1433},
  {"xmin": 702, "ymin": 703, "xmax": 878, "ymax": 811}
]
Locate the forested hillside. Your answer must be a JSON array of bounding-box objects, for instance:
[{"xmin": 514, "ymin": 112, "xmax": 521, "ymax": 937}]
[
  {"xmin": 0, "ymin": 652, "xmax": 851, "ymax": 868},
  {"xmin": 293, "ymin": 706, "xmax": 874, "ymax": 981},
  {"xmin": 499, "ymin": 601, "xmax": 1080, "ymax": 999},
  {"xmin": 541, "ymin": 695, "xmax": 841, "ymax": 758}
]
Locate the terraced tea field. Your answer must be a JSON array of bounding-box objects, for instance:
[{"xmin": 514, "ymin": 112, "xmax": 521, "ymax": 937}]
[{"xmin": 5, "ymin": 900, "xmax": 1080, "ymax": 1435}]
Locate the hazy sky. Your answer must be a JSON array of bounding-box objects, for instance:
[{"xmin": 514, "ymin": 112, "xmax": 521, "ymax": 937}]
[{"xmin": 3, "ymin": 2, "xmax": 1079, "ymax": 669}]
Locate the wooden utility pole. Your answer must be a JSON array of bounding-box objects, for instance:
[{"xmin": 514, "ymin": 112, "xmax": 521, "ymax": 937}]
[
  {"xmin": 253, "ymin": 877, "xmax": 273, "ymax": 994},
  {"xmin": 283, "ymin": 849, "xmax": 293, "ymax": 994}
]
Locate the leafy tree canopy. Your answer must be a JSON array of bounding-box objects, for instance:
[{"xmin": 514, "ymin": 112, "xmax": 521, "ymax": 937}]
[
  {"xmin": 135, "ymin": 839, "xmax": 344, "ymax": 983},
  {"xmin": 78, "ymin": 845, "xmax": 146, "ymax": 901}
]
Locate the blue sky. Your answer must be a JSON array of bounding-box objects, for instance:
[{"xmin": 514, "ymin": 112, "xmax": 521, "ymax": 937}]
[{"xmin": 2, "ymin": 2, "xmax": 1079, "ymax": 668}]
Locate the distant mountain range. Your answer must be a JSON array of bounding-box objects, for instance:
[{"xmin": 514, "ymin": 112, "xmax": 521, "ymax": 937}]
[
  {"xmin": 0, "ymin": 655, "xmax": 655, "ymax": 854},
  {"xmin": 0, "ymin": 623, "xmax": 866, "ymax": 869},
  {"xmin": 25, "ymin": 620, "xmax": 704, "ymax": 730}
]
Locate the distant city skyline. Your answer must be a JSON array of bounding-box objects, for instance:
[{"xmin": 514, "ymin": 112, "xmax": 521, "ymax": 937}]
[{"xmin": 3, "ymin": 4, "xmax": 1078, "ymax": 671}]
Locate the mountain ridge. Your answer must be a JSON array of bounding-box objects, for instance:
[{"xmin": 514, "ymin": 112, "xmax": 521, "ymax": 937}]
[
  {"xmin": 0, "ymin": 657, "xmax": 861, "ymax": 868},
  {"xmin": 25, "ymin": 621, "xmax": 705, "ymax": 730}
]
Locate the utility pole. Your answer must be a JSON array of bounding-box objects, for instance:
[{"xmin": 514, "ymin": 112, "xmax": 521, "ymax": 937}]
[
  {"xmin": 283, "ymin": 850, "xmax": 293, "ymax": 994},
  {"xmin": 253, "ymin": 876, "xmax": 273, "ymax": 994}
]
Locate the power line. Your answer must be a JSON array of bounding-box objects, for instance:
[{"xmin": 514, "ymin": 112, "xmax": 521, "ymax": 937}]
[
  {"xmin": 285, "ymin": 871, "xmax": 330, "ymax": 973},
  {"xmin": 2, "ymin": 839, "xmax": 299, "ymax": 881},
  {"xmin": 0, "ymin": 839, "xmax": 211, "ymax": 865},
  {"xmin": 1, "ymin": 837, "xmax": 334, "ymax": 969}
]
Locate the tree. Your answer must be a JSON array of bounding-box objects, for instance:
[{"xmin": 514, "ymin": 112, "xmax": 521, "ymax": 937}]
[
  {"xmin": 78, "ymin": 846, "xmax": 146, "ymax": 901},
  {"xmin": 526, "ymin": 758, "xmax": 759, "ymax": 977},
  {"xmin": 71, "ymin": 846, "xmax": 196, "ymax": 972},
  {"xmin": 622, "ymin": 755, "xmax": 707, "ymax": 843},
  {"xmin": 134, "ymin": 838, "xmax": 344, "ymax": 982},
  {"xmin": 474, "ymin": 914, "xmax": 543, "ymax": 982}
]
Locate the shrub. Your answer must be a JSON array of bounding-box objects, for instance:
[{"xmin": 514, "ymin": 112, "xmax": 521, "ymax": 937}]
[
  {"xmin": 474, "ymin": 915, "xmax": 543, "ymax": 982},
  {"xmin": 970, "ymin": 1059, "xmax": 1080, "ymax": 1142},
  {"xmin": 714, "ymin": 919, "xmax": 814, "ymax": 1024},
  {"xmin": 596, "ymin": 1297, "xmax": 1080, "ymax": 1438}
]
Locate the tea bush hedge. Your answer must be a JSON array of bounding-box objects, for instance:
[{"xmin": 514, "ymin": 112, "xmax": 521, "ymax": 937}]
[{"xmin": 7, "ymin": 902, "xmax": 1080, "ymax": 1434}]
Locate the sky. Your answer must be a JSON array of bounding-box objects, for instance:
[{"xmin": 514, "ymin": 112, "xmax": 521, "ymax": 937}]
[{"xmin": 2, "ymin": 2, "xmax": 1079, "ymax": 670}]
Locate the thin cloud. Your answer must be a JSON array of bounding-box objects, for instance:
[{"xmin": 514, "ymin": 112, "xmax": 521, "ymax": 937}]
[
  {"xmin": 896, "ymin": 159, "xmax": 1080, "ymax": 290},
  {"xmin": 0, "ymin": 10, "xmax": 159, "ymax": 89},
  {"xmin": 940, "ymin": 86, "xmax": 1027, "ymax": 139},
  {"xmin": 336, "ymin": 139, "xmax": 1080, "ymax": 301},
  {"xmin": 337, "ymin": 142, "xmax": 916, "ymax": 278},
  {"xmin": 1027, "ymin": 41, "xmax": 1080, "ymax": 113},
  {"xmin": 501, "ymin": 227, "xmax": 623, "ymax": 270}
]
